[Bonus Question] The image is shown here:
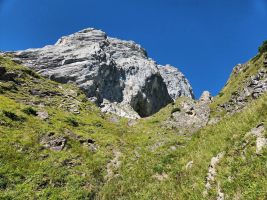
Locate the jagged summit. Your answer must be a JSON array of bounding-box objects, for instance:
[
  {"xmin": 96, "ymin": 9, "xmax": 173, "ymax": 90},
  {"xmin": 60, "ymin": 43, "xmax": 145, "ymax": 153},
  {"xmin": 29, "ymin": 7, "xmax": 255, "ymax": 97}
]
[{"xmin": 8, "ymin": 28, "xmax": 194, "ymax": 118}]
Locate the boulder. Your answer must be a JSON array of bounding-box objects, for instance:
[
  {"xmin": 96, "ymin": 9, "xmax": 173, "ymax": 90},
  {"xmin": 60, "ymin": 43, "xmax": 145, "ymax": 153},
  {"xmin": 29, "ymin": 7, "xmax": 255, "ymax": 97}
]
[
  {"xmin": 37, "ymin": 111, "xmax": 49, "ymax": 120},
  {"xmin": 40, "ymin": 133, "xmax": 66, "ymax": 151}
]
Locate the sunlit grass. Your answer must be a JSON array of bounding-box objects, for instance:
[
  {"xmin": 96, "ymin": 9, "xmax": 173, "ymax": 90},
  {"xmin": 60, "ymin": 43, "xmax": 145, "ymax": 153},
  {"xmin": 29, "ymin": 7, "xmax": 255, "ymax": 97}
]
[{"xmin": 0, "ymin": 56, "xmax": 266, "ymax": 199}]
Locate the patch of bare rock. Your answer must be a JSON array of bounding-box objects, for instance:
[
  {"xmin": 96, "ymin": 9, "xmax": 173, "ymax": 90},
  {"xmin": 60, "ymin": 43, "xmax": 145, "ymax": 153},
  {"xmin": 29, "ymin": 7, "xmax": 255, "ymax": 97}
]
[
  {"xmin": 105, "ymin": 149, "xmax": 122, "ymax": 182},
  {"xmin": 203, "ymin": 152, "xmax": 225, "ymax": 199},
  {"xmin": 165, "ymin": 91, "xmax": 212, "ymax": 134}
]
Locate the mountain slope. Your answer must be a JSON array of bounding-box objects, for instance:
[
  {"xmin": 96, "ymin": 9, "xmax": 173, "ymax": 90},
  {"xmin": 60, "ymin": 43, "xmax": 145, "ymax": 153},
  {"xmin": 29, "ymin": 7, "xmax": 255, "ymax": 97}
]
[{"xmin": 0, "ymin": 42, "xmax": 267, "ymax": 199}]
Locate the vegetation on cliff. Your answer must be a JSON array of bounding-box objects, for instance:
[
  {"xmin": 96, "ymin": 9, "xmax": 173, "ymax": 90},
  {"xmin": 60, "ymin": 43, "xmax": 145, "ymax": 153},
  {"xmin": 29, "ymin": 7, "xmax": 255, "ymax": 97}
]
[{"xmin": 0, "ymin": 51, "xmax": 266, "ymax": 199}]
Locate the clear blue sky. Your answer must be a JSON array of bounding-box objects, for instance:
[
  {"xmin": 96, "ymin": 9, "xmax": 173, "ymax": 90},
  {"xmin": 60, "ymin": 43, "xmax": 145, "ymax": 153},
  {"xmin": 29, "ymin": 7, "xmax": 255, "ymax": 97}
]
[{"xmin": 1, "ymin": 0, "xmax": 267, "ymax": 98}]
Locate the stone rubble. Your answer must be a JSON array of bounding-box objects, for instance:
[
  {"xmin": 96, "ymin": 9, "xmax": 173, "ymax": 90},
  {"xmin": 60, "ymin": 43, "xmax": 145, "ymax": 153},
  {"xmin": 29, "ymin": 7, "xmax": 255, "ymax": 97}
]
[{"xmin": 37, "ymin": 111, "xmax": 49, "ymax": 120}]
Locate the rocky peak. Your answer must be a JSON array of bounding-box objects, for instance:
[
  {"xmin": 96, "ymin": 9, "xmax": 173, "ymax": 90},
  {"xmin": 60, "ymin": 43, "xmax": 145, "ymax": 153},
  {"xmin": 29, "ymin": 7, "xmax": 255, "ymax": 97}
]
[
  {"xmin": 107, "ymin": 37, "xmax": 148, "ymax": 59},
  {"xmin": 7, "ymin": 28, "xmax": 194, "ymax": 118},
  {"xmin": 55, "ymin": 28, "xmax": 107, "ymax": 45}
]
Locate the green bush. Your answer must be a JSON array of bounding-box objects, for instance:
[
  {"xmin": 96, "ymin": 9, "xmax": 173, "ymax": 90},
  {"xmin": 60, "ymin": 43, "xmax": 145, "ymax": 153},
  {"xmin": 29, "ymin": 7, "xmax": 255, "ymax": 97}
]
[
  {"xmin": 3, "ymin": 110, "xmax": 24, "ymax": 121},
  {"xmin": 65, "ymin": 117, "xmax": 79, "ymax": 127},
  {"xmin": 153, "ymin": 164, "xmax": 164, "ymax": 174},
  {"xmin": 0, "ymin": 174, "xmax": 8, "ymax": 189},
  {"xmin": 0, "ymin": 82, "xmax": 17, "ymax": 92},
  {"xmin": 22, "ymin": 107, "xmax": 37, "ymax": 116},
  {"xmin": 22, "ymin": 68, "xmax": 40, "ymax": 78},
  {"xmin": 258, "ymin": 40, "xmax": 267, "ymax": 54},
  {"xmin": 93, "ymin": 121, "xmax": 103, "ymax": 127},
  {"xmin": 171, "ymin": 107, "xmax": 181, "ymax": 114},
  {"xmin": 218, "ymin": 92, "xmax": 224, "ymax": 97}
]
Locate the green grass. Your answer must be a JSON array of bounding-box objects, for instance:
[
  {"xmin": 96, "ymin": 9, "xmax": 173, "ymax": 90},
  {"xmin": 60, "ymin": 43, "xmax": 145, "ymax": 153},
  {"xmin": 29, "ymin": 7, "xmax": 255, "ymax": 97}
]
[
  {"xmin": 97, "ymin": 93, "xmax": 267, "ymax": 200},
  {"xmin": 0, "ymin": 55, "xmax": 267, "ymax": 199},
  {"xmin": 210, "ymin": 51, "xmax": 267, "ymax": 117}
]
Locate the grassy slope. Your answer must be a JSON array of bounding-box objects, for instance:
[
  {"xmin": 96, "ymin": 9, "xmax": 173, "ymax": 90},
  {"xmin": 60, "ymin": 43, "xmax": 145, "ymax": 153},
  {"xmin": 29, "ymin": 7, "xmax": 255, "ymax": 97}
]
[
  {"xmin": 210, "ymin": 51, "xmax": 267, "ymax": 117},
  {"xmin": 100, "ymin": 94, "xmax": 267, "ymax": 200},
  {"xmin": 0, "ymin": 53, "xmax": 266, "ymax": 200},
  {"xmin": 0, "ymin": 56, "xmax": 129, "ymax": 199}
]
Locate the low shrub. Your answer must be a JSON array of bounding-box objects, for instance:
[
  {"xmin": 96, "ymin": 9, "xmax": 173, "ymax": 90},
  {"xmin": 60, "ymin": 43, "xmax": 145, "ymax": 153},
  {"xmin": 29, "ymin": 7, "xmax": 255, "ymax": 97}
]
[
  {"xmin": 22, "ymin": 68, "xmax": 40, "ymax": 78},
  {"xmin": 65, "ymin": 117, "xmax": 79, "ymax": 127},
  {"xmin": 171, "ymin": 107, "xmax": 181, "ymax": 114},
  {"xmin": 258, "ymin": 40, "xmax": 267, "ymax": 54},
  {"xmin": 22, "ymin": 107, "xmax": 37, "ymax": 116},
  {"xmin": 218, "ymin": 92, "xmax": 224, "ymax": 97},
  {"xmin": 0, "ymin": 174, "xmax": 8, "ymax": 189},
  {"xmin": 3, "ymin": 110, "xmax": 24, "ymax": 121}
]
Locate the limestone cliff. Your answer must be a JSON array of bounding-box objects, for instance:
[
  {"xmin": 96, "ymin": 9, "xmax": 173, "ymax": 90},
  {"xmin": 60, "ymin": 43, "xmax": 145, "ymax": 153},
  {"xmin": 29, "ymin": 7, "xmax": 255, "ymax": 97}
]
[{"xmin": 8, "ymin": 28, "xmax": 194, "ymax": 118}]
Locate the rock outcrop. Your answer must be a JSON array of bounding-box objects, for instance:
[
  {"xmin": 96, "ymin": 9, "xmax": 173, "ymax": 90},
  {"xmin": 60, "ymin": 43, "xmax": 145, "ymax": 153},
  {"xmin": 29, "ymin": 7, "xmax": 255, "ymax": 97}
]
[
  {"xmin": 203, "ymin": 152, "xmax": 225, "ymax": 198},
  {"xmin": 165, "ymin": 91, "xmax": 212, "ymax": 134},
  {"xmin": 220, "ymin": 65, "xmax": 267, "ymax": 113},
  {"xmin": 248, "ymin": 124, "xmax": 266, "ymax": 154},
  {"xmin": 7, "ymin": 28, "xmax": 194, "ymax": 118},
  {"xmin": 40, "ymin": 132, "xmax": 67, "ymax": 151},
  {"xmin": 159, "ymin": 65, "xmax": 194, "ymax": 99}
]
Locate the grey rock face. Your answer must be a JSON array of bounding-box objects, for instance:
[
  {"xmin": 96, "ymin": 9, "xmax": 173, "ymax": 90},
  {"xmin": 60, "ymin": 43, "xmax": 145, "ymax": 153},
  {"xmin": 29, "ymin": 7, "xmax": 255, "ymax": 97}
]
[
  {"xmin": 165, "ymin": 91, "xmax": 212, "ymax": 134},
  {"xmin": 159, "ymin": 65, "xmax": 194, "ymax": 99},
  {"xmin": 8, "ymin": 28, "xmax": 193, "ymax": 118}
]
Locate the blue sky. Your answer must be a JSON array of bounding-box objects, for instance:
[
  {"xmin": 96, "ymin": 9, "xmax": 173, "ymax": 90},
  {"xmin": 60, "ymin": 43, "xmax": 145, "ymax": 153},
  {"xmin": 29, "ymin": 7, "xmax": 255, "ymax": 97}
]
[{"xmin": 1, "ymin": 0, "xmax": 267, "ymax": 98}]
